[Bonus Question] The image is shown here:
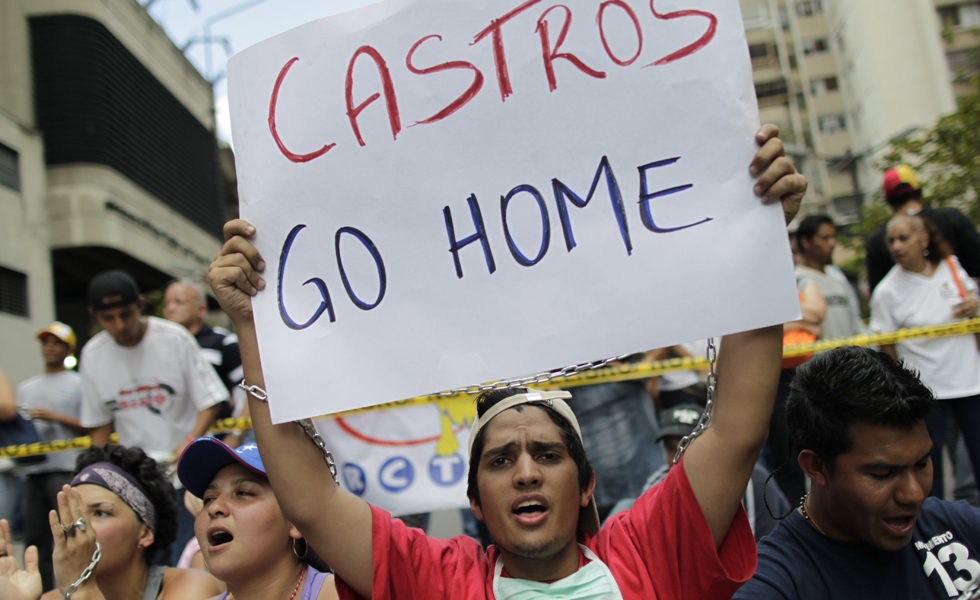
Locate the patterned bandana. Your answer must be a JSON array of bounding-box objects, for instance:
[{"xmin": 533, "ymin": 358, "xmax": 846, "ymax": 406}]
[{"xmin": 71, "ymin": 462, "xmax": 157, "ymax": 532}]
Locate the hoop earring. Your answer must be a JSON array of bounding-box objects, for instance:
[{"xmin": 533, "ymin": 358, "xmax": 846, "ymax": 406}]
[
  {"xmin": 292, "ymin": 537, "xmax": 309, "ymax": 560},
  {"xmin": 924, "ymin": 249, "xmax": 930, "ymax": 257}
]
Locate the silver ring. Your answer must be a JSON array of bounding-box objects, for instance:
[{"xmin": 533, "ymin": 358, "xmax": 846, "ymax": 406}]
[{"xmin": 74, "ymin": 518, "xmax": 86, "ymax": 532}]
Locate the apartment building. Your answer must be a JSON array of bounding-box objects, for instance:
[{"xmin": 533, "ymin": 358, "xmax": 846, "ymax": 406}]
[
  {"xmin": 742, "ymin": 0, "xmax": 959, "ymax": 225},
  {"xmin": 0, "ymin": 0, "xmax": 225, "ymax": 385}
]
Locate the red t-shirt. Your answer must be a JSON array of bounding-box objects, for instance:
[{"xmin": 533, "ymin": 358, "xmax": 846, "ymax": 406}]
[{"xmin": 335, "ymin": 458, "xmax": 756, "ymax": 600}]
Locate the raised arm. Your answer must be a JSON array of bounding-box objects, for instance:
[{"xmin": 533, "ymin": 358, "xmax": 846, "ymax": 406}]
[
  {"xmin": 209, "ymin": 221, "xmax": 375, "ymax": 599},
  {"xmin": 683, "ymin": 125, "xmax": 806, "ymax": 548},
  {"xmin": 0, "ymin": 369, "xmax": 16, "ymax": 421}
]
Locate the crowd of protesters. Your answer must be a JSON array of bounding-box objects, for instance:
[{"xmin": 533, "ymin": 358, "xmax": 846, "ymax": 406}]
[{"xmin": 1, "ymin": 128, "xmax": 979, "ymax": 598}]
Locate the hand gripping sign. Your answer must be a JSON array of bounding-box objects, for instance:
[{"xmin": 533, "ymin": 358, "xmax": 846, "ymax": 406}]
[{"xmin": 227, "ymin": 0, "xmax": 800, "ymax": 422}]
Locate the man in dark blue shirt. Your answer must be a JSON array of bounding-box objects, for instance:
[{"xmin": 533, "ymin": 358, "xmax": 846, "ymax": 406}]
[{"xmin": 735, "ymin": 346, "xmax": 980, "ymax": 599}]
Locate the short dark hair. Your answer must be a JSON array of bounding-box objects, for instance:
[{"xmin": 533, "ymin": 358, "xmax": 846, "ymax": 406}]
[
  {"xmin": 466, "ymin": 388, "xmax": 593, "ymax": 508},
  {"xmin": 795, "ymin": 214, "xmax": 835, "ymax": 249},
  {"xmin": 786, "ymin": 346, "xmax": 934, "ymax": 464},
  {"xmin": 73, "ymin": 445, "xmax": 177, "ymax": 565},
  {"xmin": 885, "ymin": 188, "xmax": 923, "ymax": 210}
]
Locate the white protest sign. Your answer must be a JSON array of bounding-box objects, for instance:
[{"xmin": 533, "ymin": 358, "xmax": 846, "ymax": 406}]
[{"xmin": 227, "ymin": 0, "xmax": 800, "ymax": 422}]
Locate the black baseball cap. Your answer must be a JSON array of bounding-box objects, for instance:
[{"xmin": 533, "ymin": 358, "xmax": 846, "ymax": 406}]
[
  {"xmin": 656, "ymin": 404, "xmax": 704, "ymax": 443},
  {"xmin": 88, "ymin": 270, "xmax": 141, "ymax": 311}
]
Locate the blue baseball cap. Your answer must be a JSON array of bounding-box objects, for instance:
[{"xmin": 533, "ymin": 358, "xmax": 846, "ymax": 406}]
[{"xmin": 177, "ymin": 437, "xmax": 266, "ymax": 498}]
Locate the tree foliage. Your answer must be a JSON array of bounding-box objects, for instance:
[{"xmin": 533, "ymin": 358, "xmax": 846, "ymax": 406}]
[{"xmin": 879, "ymin": 80, "xmax": 980, "ymax": 225}]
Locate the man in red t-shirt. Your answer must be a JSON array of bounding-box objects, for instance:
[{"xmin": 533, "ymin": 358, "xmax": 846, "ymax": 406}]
[{"xmin": 208, "ymin": 124, "xmax": 807, "ymax": 600}]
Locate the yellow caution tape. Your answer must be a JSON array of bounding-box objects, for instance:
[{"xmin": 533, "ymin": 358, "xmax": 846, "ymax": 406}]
[{"xmin": 5, "ymin": 318, "xmax": 979, "ymax": 459}]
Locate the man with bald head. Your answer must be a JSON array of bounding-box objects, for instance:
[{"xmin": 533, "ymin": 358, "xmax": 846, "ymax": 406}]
[{"xmin": 163, "ymin": 279, "xmax": 243, "ymax": 425}]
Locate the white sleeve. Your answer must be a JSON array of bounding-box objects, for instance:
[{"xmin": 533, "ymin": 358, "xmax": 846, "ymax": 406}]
[
  {"xmin": 79, "ymin": 355, "xmax": 112, "ymax": 428},
  {"xmin": 180, "ymin": 335, "xmax": 229, "ymax": 411},
  {"xmin": 869, "ymin": 285, "xmax": 898, "ymax": 334}
]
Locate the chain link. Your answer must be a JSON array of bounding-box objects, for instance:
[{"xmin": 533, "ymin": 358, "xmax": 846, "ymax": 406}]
[
  {"xmin": 64, "ymin": 542, "xmax": 100, "ymax": 599},
  {"xmin": 436, "ymin": 354, "xmax": 634, "ymax": 396},
  {"xmin": 238, "ymin": 382, "xmax": 338, "ymax": 484},
  {"xmin": 298, "ymin": 418, "xmax": 339, "ymax": 484},
  {"xmin": 673, "ymin": 338, "xmax": 716, "ymax": 465}
]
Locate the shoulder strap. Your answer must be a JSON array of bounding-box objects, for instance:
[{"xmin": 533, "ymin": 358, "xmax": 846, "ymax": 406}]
[
  {"xmin": 142, "ymin": 566, "xmax": 167, "ymax": 600},
  {"xmin": 947, "ymin": 256, "xmax": 967, "ymax": 299}
]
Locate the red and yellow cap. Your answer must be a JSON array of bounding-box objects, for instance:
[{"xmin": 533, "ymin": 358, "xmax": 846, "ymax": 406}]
[{"xmin": 882, "ymin": 165, "xmax": 921, "ymax": 198}]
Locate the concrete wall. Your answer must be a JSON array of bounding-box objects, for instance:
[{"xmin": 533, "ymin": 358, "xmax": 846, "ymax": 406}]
[{"xmin": 0, "ymin": 113, "xmax": 55, "ymax": 388}]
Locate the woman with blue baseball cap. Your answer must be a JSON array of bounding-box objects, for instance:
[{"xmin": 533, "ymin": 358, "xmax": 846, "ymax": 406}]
[{"xmin": 177, "ymin": 437, "xmax": 338, "ymax": 600}]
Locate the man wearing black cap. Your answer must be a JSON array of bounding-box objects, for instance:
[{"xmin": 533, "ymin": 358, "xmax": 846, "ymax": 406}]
[{"xmin": 865, "ymin": 165, "xmax": 980, "ymax": 293}]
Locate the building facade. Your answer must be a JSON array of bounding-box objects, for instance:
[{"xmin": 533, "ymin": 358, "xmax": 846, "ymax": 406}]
[
  {"xmin": 0, "ymin": 0, "xmax": 224, "ymax": 386},
  {"xmin": 742, "ymin": 0, "xmax": 963, "ymax": 226}
]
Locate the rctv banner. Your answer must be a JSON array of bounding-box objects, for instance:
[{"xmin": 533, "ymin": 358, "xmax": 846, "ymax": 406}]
[{"xmin": 314, "ymin": 396, "xmax": 476, "ymax": 515}]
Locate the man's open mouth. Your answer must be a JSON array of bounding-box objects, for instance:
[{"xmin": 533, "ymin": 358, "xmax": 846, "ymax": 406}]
[{"xmin": 511, "ymin": 496, "xmax": 550, "ymax": 526}]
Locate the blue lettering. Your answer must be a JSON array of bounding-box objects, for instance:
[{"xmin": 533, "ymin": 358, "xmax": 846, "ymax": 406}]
[
  {"xmin": 379, "ymin": 456, "xmax": 415, "ymax": 493},
  {"xmin": 335, "ymin": 226, "xmax": 387, "ymax": 310},
  {"xmin": 552, "ymin": 155, "xmax": 632, "ymax": 255},
  {"xmin": 637, "ymin": 158, "xmax": 712, "ymax": 232},
  {"xmin": 277, "ymin": 224, "xmax": 335, "ymax": 330},
  {"xmin": 443, "ymin": 194, "xmax": 496, "ymax": 278},
  {"xmin": 500, "ymin": 184, "xmax": 550, "ymax": 266}
]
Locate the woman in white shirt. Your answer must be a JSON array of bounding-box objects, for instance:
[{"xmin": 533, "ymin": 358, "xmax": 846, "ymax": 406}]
[{"xmin": 870, "ymin": 214, "xmax": 980, "ymax": 498}]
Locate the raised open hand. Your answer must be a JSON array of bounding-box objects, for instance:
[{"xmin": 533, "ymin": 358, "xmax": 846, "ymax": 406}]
[
  {"xmin": 0, "ymin": 519, "xmax": 41, "ymax": 600},
  {"xmin": 50, "ymin": 486, "xmax": 100, "ymax": 597}
]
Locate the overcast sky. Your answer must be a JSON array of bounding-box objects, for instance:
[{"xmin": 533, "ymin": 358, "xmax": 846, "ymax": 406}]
[{"xmin": 146, "ymin": 0, "xmax": 376, "ymax": 144}]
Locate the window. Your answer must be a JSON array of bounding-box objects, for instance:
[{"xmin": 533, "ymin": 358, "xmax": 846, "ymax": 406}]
[
  {"xmin": 833, "ymin": 195, "xmax": 861, "ymax": 219},
  {"xmin": 779, "ymin": 6, "xmax": 791, "ymax": 31},
  {"xmin": 939, "ymin": 3, "xmax": 980, "ymax": 29},
  {"xmin": 818, "ymin": 114, "xmax": 847, "ymax": 133},
  {"xmin": 749, "ymin": 43, "xmax": 771, "ymax": 59},
  {"xmin": 0, "ymin": 143, "xmax": 19, "ymax": 192},
  {"xmin": 962, "ymin": 3, "xmax": 980, "ymax": 27},
  {"xmin": 796, "ymin": 0, "xmax": 823, "ymax": 17},
  {"xmin": 939, "ymin": 6, "xmax": 960, "ymax": 28},
  {"xmin": 802, "ymin": 38, "xmax": 829, "ymax": 55},
  {"xmin": 742, "ymin": 2, "xmax": 771, "ymax": 29},
  {"xmin": 755, "ymin": 79, "xmax": 789, "ymax": 99},
  {"xmin": 0, "ymin": 266, "xmax": 28, "ymax": 317},
  {"xmin": 810, "ymin": 77, "xmax": 839, "ymax": 96}
]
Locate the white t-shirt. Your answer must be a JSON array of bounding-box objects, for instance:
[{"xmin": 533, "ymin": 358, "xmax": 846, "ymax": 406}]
[
  {"xmin": 870, "ymin": 256, "xmax": 980, "ymax": 399},
  {"xmin": 79, "ymin": 317, "xmax": 228, "ymax": 457},
  {"xmin": 17, "ymin": 370, "xmax": 83, "ymax": 475}
]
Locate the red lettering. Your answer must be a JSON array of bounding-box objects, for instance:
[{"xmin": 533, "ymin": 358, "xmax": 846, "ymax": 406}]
[
  {"xmin": 471, "ymin": 0, "xmax": 542, "ymax": 101},
  {"xmin": 536, "ymin": 5, "xmax": 606, "ymax": 92},
  {"xmin": 405, "ymin": 35, "xmax": 485, "ymax": 125},
  {"xmin": 346, "ymin": 46, "xmax": 402, "ymax": 146},
  {"xmin": 646, "ymin": 0, "xmax": 717, "ymax": 66},
  {"xmin": 268, "ymin": 58, "xmax": 337, "ymax": 163},
  {"xmin": 597, "ymin": 0, "xmax": 643, "ymax": 66}
]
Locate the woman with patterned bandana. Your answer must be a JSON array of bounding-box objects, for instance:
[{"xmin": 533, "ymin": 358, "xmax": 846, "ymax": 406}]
[{"xmin": 0, "ymin": 444, "xmax": 221, "ymax": 600}]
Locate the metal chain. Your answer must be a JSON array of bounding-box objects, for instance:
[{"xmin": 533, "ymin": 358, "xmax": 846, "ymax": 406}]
[
  {"xmin": 64, "ymin": 542, "xmax": 100, "ymax": 599},
  {"xmin": 298, "ymin": 418, "xmax": 339, "ymax": 484},
  {"xmin": 673, "ymin": 338, "xmax": 717, "ymax": 465},
  {"xmin": 239, "ymin": 382, "xmax": 338, "ymax": 484},
  {"xmin": 437, "ymin": 354, "xmax": 634, "ymax": 396}
]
